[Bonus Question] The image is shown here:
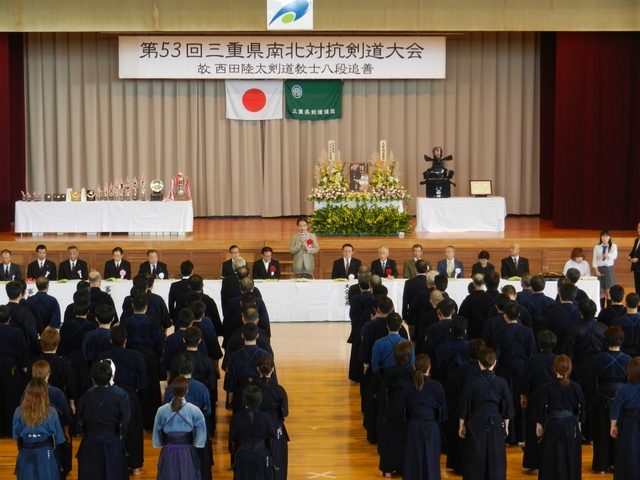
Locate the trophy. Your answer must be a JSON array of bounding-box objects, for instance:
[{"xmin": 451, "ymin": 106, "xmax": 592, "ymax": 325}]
[
  {"xmin": 170, "ymin": 172, "xmax": 191, "ymax": 201},
  {"xmin": 132, "ymin": 177, "xmax": 138, "ymax": 201},
  {"xmin": 150, "ymin": 179, "xmax": 164, "ymax": 201},
  {"xmin": 125, "ymin": 177, "xmax": 131, "ymax": 201},
  {"xmin": 141, "ymin": 176, "xmax": 146, "ymax": 201}
]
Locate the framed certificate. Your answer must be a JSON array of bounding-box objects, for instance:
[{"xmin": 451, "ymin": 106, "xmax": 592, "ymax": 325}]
[{"xmin": 470, "ymin": 180, "xmax": 492, "ymax": 197}]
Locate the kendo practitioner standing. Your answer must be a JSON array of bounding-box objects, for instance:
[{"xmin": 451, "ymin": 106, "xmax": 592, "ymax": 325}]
[
  {"xmin": 610, "ymin": 357, "xmax": 640, "ymax": 479},
  {"xmin": 0, "ymin": 305, "xmax": 28, "ymax": 438},
  {"xmin": 120, "ymin": 293, "xmax": 164, "ymax": 431},
  {"xmin": 590, "ymin": 326, "xmax": 630, "ymax": 474},
  {"xmin": 457, "ymin": 348, "xmax": 514, "ymax": 480},
  {"xmin": 229, "ymin": 386, "xmax": 278, "ymax": 480},
  {"xmin": 98, "ymin": 326, "xmax": 148, "ymax": 477},
  {"xmin": 76, "ymin": 361, "xmax": 131, "ymax": 480},
  {"xmin": 534, "ymin": 355, "xmax": 585, "ymax": 480}
]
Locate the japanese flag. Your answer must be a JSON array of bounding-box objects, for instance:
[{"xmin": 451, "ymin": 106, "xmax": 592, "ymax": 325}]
[{"xmin": 225, "ymin": 80, "xmax": 283, "ymax": 120}]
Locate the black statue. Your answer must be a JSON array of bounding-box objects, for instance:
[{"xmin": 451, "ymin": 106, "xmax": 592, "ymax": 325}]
[{"xmin": 420, "ymin": 146, "xmax": 456, "ymax": 198}]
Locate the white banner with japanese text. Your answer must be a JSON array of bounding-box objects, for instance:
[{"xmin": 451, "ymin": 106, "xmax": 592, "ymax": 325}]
[{"xmin": 118, "ymin": 36, "xmax": 446, "ymax": 80}]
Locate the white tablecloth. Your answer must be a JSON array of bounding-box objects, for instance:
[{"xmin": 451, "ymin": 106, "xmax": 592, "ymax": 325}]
[
  {"xmin": 415, "ymin": 197, "xmax": 507, "ymax": 232},
  {"xmin": 14, "ymin": 200, "xmax": 194, "ymax": 234},
  {"xmin": 1, "ymin": 277, "xmax": 600, "ymax": 323}
]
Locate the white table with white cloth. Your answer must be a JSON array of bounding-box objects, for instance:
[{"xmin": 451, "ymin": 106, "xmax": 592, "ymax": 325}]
[
  {"xmin": 415, "ymin": 196, "xmax": 507, "ymax": 232},
  {"xmin": 0, "ymin": 277, "xmax": 600, "ymax": 323},
  {"xmin": 14, "ymin": 200, "xmax": 194, "ymax": 234}
]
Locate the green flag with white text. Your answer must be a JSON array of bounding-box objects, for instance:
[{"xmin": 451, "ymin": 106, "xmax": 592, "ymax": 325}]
[{"xmin": 284, "ymin": 80, "xmax": 343, "ymax": 120}]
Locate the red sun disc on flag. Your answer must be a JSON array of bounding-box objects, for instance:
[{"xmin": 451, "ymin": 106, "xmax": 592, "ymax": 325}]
[{"xmin": 242, "ymin": 88, "xmax": 267, "ymax": 112}]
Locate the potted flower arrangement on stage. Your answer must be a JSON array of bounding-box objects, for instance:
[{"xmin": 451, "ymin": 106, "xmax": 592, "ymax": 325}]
[{"xmin": 307, "ymin": 141, "xmax": 412, "ymax": 237}]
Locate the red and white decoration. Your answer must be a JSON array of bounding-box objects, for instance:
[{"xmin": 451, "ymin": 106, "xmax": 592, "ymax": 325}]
[{"xmin": 225, "ymin": 80, "xmax": 283, "ymax": 120}]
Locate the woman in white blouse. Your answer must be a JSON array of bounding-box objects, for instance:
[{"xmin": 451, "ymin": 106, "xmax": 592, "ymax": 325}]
[
  {"xmin": 592, "ymin": 229, "xmax": 617, "ymax": 308},
  {"xmin": 563, "ymin": 247, "xmax": 591, "ymax": 277}
]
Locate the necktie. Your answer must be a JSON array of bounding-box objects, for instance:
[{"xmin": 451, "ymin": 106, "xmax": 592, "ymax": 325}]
[
  {"xmin": 40, "ymin": 262, "xmax": 44, "ymax": 271},
  {"xmin": 116, "ymin": 262, "xmax": 120, "ymax": 270},
  {"xmin": 513, "ymin": 257, "xmax": 518, "ymax": 267},
  {"xmin": 381, "ymin": 261, "xmax": 386, "ymax": 271},
  {"xmin": 151, "ymin": 264, "xmax": 156, "ymax": 277},
  {"xmin": 345, "ymin": 259, "xmax": 350, "ymax": 273},
  {"xmin": 71, "ymin": 262, "xmax": 76, "ymax": 275},
  {"xmin": 447, "ymin": 261, "xmax": 453, "ymax": 277},
  {"xmin": 4, "ymin": 266, "xmax": 8, "ymax": 280}
]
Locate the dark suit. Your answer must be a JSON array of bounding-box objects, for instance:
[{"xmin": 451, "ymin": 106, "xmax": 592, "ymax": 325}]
[
  {"xmin": 437, "ymin": 259, "xmax": 464, "ymax": 278},
  {"xmin": 1, "ymin": 263, "xmax": 21, "ymax": 281},
  {"xmin": 630, "ymin": 238, "xmax": 640, "ymax": 294},
  {"xmin": 252, "ymin": 259, "xmax": 281, "ymax": 280},
  {"xmin": 500, "ymin": 256, "xmax": 530, "ymax": 278},
  {"xmin": 402, "ymin": 274, "xmax": 428, "ymax": 320},
  {"xmin": 221, "ymin": 259, "xmax": 234, "ymax": 278},
  {"xmin": 138, "ymin": 261, "xmax": 169, "ymax": 279},
  {"xmin": 27, "ymin": 259, "xmax": 57, "ymax": 280},
  {"xmin": 370, "ymin": 259, "xmax": 398, "ymax": 278},
  {"xmin": 104, "ymin": 259, "xmax": 132, "ymax": 280},
  {"xmin": 58, "ymin": 259, "xmax": 89, "ymax": 280},
  {"xmin": 168, "ymin": 278, "xmax": 190, "ymax": 319},
  {"xmin": 331, "ymin": 257, "xmax": 362, "ymax": 279}
]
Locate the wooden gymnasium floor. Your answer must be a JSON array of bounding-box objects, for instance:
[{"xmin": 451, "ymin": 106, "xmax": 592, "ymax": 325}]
[{"xmin": 0, "ymin": 216, "xmax": 636, "ymax": 479}]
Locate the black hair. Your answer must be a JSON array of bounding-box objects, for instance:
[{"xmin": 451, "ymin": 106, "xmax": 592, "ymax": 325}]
[
  {"xmin": 180, "ymin": 261, "xmax": 194, "ymax": 276},
  {"xmin": 242, "ymin": 322, "xmax": 259, "ymax": 341},
  {"xmin": 434, "ymin": 274, "xmax": 448, "ymax": 292},
  {"xmin": 95, "ymin": 304, "xmax": 116, "ymax": 325},
  {"xmin": 536, "ymin": 330, "xmax": 557, "ymax": 351},
  {"xmin": 386, "ymin": 313, "xmax": 403, "ymax": 332},
  {"xmin": 174, "ymin": 353, "xmax": 195, "ymax": 376},
  {"xmin": 5, "ymin": 280, "xmax": 23, "ymax": 300},
  {"xmin": 578, "ymin": 298, "xmax": 597, "ymax": 319},
  {"xmin": 183, "ymin": 326, "xmax": 202, "ymax": 348},
  {"xmin": 189, "ymin": 300, "xmax": 206, "ymax": 319},
  {"xmin": 132, "ymin": 293, "xmax": 149, "ymax": 312},
  {"xmin": 92, "ymin": 361, "xmax": 112, "ymax": 387},
  {"xmin": 110, "ymin": 324, "xmax": 128, "ymax": 348},
  {"xmin": 530, "ymin": 275, "xmax": 546, "ymax": 293},
  {"xmin": 188, "ymin": 274, "xmax": 204, "ymax": 292},
  {"xmin": 177, "ymin": 308, "xmax": 195, "ymax": 329}
]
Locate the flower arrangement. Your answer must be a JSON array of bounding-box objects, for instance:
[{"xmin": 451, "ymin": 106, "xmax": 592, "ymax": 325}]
[
  {"xmin": 368, "ymin": 152, "xmax": 412, "ymax": 201},
  {"xmin": 308, "ymin": 203, "xmax": 412, "ymax": 237},
  {"xmin": 307, "ymin": 150, "xmax": 411, "ymax": 202},
  {"xmin": 307, "ymin": 150, "xmax": 351, "ymax": 202},
  {"xmin": 307, "ymin": 146, "xmax": 412, "ymax": 236}
]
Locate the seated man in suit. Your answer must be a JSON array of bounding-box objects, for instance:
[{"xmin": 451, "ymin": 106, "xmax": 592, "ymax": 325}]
[
  {"xmin": 103, "ymin": 246, "xmax": 131, "ymax": 280},
  {"xmin": 403, "ymin": 243, "xmax": 431, "ymax": 279},
  {"xmin": 370, "ymin": 245, "xmax": 398, "ymax": 279},
  {"xmin": 26, "ymin": 244, "xmax": 57, "ymax": 280},
  {"xmin": 331, "ymin": 243, "xmax": 362, "ymax": 279},
  {"xmin": 1, "ymin": 249, "xmax": 22, "ymax": 281},
  {"xmin": 138, "ymin": 249, "xmax": 168, "ymax": 279},
  {"xmin": 221, "ymin": 245, "xmax": 240, "ymax": 278},
  {"xmin": 58, "ymin": 245, "xmax": 89, "ymax": 280},
  {"xmin": 500, "ymin": 243, "xmax": 530, "ymax": 278},
  {"xmin": 437, "ymin": 245, "xmax": 464, "ymax": 278},
  {"xmin": 252, "ymin": 246, "xmax": 281, "ymax": 280}
]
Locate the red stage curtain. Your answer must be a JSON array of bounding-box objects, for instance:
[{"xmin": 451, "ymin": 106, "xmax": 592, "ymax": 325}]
[
  {"xmin": 544, "ymin": 33, "xmax": 640, "ymax": 229},
  {"xmin": 0, "ymin": 33, "xmax": 25, "ymax": 232}
]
